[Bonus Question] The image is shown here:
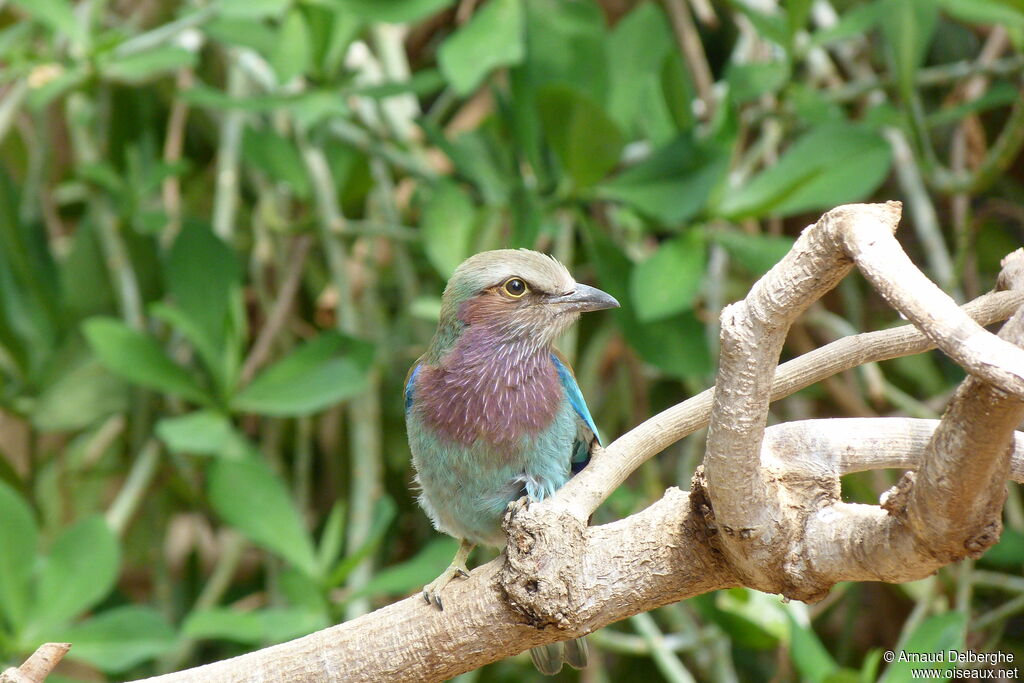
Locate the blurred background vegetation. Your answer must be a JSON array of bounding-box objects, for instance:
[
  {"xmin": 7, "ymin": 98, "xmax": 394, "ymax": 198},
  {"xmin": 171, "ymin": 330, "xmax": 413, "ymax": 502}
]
[{"xmin": 0, "ymin": 0, "xmax": 1023, "ymax": 680}]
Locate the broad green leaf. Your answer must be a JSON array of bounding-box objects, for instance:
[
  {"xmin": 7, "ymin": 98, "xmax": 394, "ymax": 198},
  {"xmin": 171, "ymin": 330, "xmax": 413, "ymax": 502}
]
[
  {"xmin": 165, "ymin": 222, "xmax": 242, "ymax": 358},
  {"xmin": 788, "ymin": 613, "xmax": 838, "ymax": 683},
  {"xmin": 519, "ymin": 0, "xmax": 608, "ymax": 103},
  {"xmin": 537, "ymin": 86, "xmax": 624, "ymax": 188},
  {"xmin": 0, "ymin": 481, "xmax": 37, "ymax": 631},
  {"xmin": 586, "ymin": 228, "xmax": 711, "ymax": 379},
  {"xmin": 630, "ymin": 231, "xmax": 705, "ymax": 322},
  {"xmin": 598, "ymin": 135, "xmax": 729, "ymax": 224},
  {"xmin": 810, "ymin": 2, "xmax": 881, "ymax": 47},
  {"xmin": 938, "ymin": 0, "xmax": 1024, "ymax": 27},
  {"xmin": 209, "ymin": 458, "xmax": 319, "ymax": 577},
  {"xmin": 271, "ymin": 10, "xmax": 312, "ymax": 83},
  {"xmin": 32, "ymin": 516, "xmax": 120, "ymax": 633},
  {"xmin": 327, "ymin": 496, "xmax": 397, "ymax": 588},
  {"xmin": 606, "ymin": 2, "xmax": 674, "ymax": 139},
  {"xmin": 733, "ymin": 3, "xmax": 791, "ymax": 49},
  {"xmin": 102, "ymin": 47, "xmax": 198, "ymax": 83},
  {"xmin": 421, "ymin": 181, "xmax": 476, "ymax": 278},
  {"xmin": 232, "ymin": 332, "xmax": 373, "ymax": 416},
  {"xmin": 204, "ymin": 18, "xmax": 278, "ymax": 54},
  {"xmin": 352, "ymin": 537, "xmax": 459, "ymax": 598},
  {"xmin": 881, "ymin": 0, "xmax": 938, "ymax": 100},
  {"xmin": 332, "ymin": 0, "xmax": 452, "ymax": 22},
  {"xmin": 242, "ymin": 127, "xmax": 310, "ymax": 197},
  {"xmin": 31, "ymin": 358, "xmax": 128, "ymax": 432},
  {"xmin": 726, "ymin": 61, "xmax": 790, "ymax": 103},
  {"xmin": 717, "ymin": 123, "xmax": 891, "ymax": 219},
  {"xmin": 979, "ymin": 527, "xmax": 1024, "ymax": 569},
  {"xmin": 183, "ymin": 607, "xmax": 263, "ymax": 644},
  {"xmin": 52, "ymin": 606, "xmax": 176, "ymax": 674},
  {"xmin": 155, "ymin": 411, "xmax": 254, "ymax": 459},
  {"xmin": 880, "ymin": 612, "xmax": 965, "ymax": 682},
  {"xmin": 316, "ymin": 501, "xmax": 346, "ymax": 573},
  {"xmin": 82, "ymin": 317, "xmax": 210, "ymax": 405},
  {"xmin": 439, "ymin": 0, "xmax": 524, "ymax": 95},
  {"xmin": 186, "ymin": 605, "xmax": 327, "ymax": 645},
  {"xmin": 712, "ymin": 230, "xmax": 795, "ymax": 276},
  {"xmin": 9, "ymin": 0, "xmax": 82, "ymax": 44},
  {"xmin": 218, "ymin": 0, "xmax": 291, "ymax": 19}
]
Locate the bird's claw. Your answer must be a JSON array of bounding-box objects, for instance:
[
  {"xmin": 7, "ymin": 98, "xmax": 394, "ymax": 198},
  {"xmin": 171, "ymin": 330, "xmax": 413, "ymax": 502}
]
[
  {"xmin": 506, "ymin": 495, "xmax": 531, "ymax": 517},
  {"xmin": 421, "ymin": 562, "xmax": 470, "ymax": 611}
]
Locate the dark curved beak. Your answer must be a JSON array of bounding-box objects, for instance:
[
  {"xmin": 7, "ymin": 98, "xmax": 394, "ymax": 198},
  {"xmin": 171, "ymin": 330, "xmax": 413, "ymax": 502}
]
[{"xmin": 548, "ymin": 283, "xmax": 620, "ymax": 313}]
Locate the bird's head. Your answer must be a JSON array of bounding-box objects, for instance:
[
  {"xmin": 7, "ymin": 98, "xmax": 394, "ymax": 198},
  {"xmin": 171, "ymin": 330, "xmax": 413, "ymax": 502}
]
[{"xmin": 431, "ymin": 249, "xmax": 619, "ymax": 355}]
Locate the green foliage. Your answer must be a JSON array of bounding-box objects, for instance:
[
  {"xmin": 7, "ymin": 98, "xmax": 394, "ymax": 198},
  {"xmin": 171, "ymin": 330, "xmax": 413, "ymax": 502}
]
[{"xmin": 0, "ymin": 0, "xmax": 1022, "ymax": 679}]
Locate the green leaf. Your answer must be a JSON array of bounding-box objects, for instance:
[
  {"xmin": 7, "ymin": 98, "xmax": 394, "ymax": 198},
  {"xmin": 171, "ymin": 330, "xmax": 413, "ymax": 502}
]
[
  {"xmin": 881, "ymin": 0, "xmax": 938, "ymax": 100},
  {"xmin": 598, "ymin": 135, "xmax": 729, "ymax": 224},
  {"xmin": 439, "ymin": 0, "xmax": 524, "ymax": 94},
  {"xmin": 52, "ymin": 606, "xmax": 176, "ymax": 674},
  {"xmin": 726, "ymin": 61, "xmax": 791, "ymax": 103},
  {"xmin": 979, "ymin": 526, "xmax": 1024, "ymax": 569},
  {"xmin": 0, "ymin": 481, "xmax": 37, "ymax": 631},
  {"xmin": 586, "ymin": 228, "xmax": 711, "ymax": 379},
  {"xmin": 630, "ymin": 231, "xmax": 706, "ymax": 322},
  {"xmin": 242, "ymin": 127, "xmax": 311, "ymax": 198},
  {"xmin": 155, "ymin": 411, "xmax": 254, "ymax": 459},
  {"xmin": 717, "ymin": 123, "xmax": 891, "ymax": 219},
  {"xmin": 271, "ymin": 10, "xmax": 312, "ymax": 83},
  {"xmin": 519, "ymin": 0, "xmax": 608, "ymax": 103},
  {"xmin": 218, "ymin": 0, "xmax": 291, "ymax": 19},
  {"xmin": 810, "ymin": 2, "xmax": 881, "ymax": 47},
  {"xmin": 316, "ymin": 501, "xmax": 346, "ymax": 573},
  {"xmin": 537, "ymin": 86, "xmax": 624, "ymax": 188},
  {"xmin": 31, "ymin": 357, "xmax": 128, "ymax": 432},
  {"xmin": 606, "ymin": 2, "xmax": 674, "ymax": 138},
  {"xmin": 327, "ymin": 496, "xmax": 397, "ymax": 588},
  {"xmin": 232, "ymin": 332, "xmax": 373, "ymax": 416},
  {"xmin": 880, "ymin": 612, "xmax": 965, "ymax": 682},
  {"xmin": 788, "ymin": 613, "xmax": 838, "ymax": 683},
  {"xmin": 82, "ymin": 317, "xmax": 210, "ymax": 405},
  {"xmin": 332, "ymin": 0, "xmax": 453, "ymax": 22},
  {"xmin": 352, "ymin": 537, "xmax": 459, "ymax": 598},
  {"xmin": 165, "ymin": 222, "xmax": 242, "ymax": 358},
  {"xmin": 938, "ymin": 0, "xmax": 1024, "ymax": 27},
  {"xmin": 183, "ymin": 607, "xmax": 263, "ymax": 644},
  {"xmin": 32, "ymin": 516, "xmax": 120, "ymax": 633},
  {"xmin": 102, "ymin": 47, "xmax": 198, "ymax": 84},
  {"xmin": 9, "ymin": 0, "xmax": 83, "ymax": 44},
  {"xmin": 209, "ymin": 458, "xmax": 319, "ymax": 577},
  {"xmin": 185, "ymin": 605, "xmax": 327, "ymax": 645},
  {"xmin": 421, "ymin": 181, "xmax": 476, "ymax": 278},
  {"xmin": 712, "ymin": 230, "xmax": 795, "ymax": 276}
]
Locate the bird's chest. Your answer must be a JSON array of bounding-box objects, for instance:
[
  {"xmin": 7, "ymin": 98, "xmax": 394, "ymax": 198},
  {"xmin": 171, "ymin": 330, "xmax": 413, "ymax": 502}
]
[{"xmin": 415, "ymin": 350, "xmax": 563, "ymax": 450}]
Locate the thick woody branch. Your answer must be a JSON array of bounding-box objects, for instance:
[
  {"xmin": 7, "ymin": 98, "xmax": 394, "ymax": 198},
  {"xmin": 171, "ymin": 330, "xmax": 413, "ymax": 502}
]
[
  {"xmin": 132, "ymin": 490, "xmax": 733, "ymax": 683},
  {"xmin": 703, "ymin": 203, "xmax": 902, "ymax": 591},
  {"xmin": 121, "ymin": 210, "xmax": 1024, "ymax": 682},
  {"xmin": 761, "ymin": 418, "xmax": 1024, "ymax": 483},
  {"xmin": 556, "ymin": 287, "xmax": 1024, "ymax": 520}
]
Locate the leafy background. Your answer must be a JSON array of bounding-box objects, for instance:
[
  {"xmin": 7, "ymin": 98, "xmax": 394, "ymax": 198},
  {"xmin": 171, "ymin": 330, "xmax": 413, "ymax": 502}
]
[{"xmin": 0, "ymin": 0, "xmax": 1023, "ymax": 680}]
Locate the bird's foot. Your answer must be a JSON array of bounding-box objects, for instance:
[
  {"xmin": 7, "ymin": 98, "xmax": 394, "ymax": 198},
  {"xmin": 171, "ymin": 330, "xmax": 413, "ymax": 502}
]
[
  {"xmin": 422, "ymin": 563, "xmax": 469, "ymax": 610},
  {"xmin": 506, "ymin": 495, "xmax": 532, "ymax": 518},
  {"xmin": 422, "ymin": 538, "xmax": 475, "ymax": 610}
]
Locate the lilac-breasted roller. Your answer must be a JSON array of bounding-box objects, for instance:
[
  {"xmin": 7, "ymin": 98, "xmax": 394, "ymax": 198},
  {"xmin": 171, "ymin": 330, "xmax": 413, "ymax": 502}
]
[{"xmin": 404, "ymin": 249, "xmax": 618, "ymax": 675}]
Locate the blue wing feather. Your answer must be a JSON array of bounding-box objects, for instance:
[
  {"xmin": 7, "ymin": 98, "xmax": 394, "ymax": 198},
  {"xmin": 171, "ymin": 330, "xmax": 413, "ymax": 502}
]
[
  {"xmin": 551, "ymin": 353, "xmax": 601, "ymax": 446},
  {"xmin": 405, "ymin": 364, "xmax": 420, "ymax": 412}
]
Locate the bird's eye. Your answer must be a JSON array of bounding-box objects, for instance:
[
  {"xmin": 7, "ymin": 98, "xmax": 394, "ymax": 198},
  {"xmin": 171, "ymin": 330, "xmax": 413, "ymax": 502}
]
[{"xmin": 502, "ymin": 278, "xmax": 528, "ymax": 298}]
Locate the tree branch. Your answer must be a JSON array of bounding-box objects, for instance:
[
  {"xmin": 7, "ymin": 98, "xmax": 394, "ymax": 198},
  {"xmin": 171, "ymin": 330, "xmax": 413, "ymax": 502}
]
[{"xmin": 124, "ymin": 205, "xmax": 1024, "ymax": 682}]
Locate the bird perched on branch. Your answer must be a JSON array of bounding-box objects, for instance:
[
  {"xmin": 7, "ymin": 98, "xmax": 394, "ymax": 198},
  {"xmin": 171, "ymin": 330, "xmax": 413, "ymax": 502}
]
[{"xmin": 404, "ymin": 249, "xmax": 618, "ymax": 675}]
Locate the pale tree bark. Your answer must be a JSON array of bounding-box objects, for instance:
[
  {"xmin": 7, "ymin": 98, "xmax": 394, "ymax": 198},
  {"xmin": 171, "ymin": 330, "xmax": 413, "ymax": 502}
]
[{"xmin": 18, "ymin": 203, "xmax": 1024, "ymax": 682}]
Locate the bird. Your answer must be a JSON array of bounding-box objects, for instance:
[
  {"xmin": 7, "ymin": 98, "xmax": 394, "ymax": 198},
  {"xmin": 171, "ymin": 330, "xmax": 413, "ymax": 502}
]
[{"xmin": 404, "ymin": 248, "xmax": 618, "ymax": 675}]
